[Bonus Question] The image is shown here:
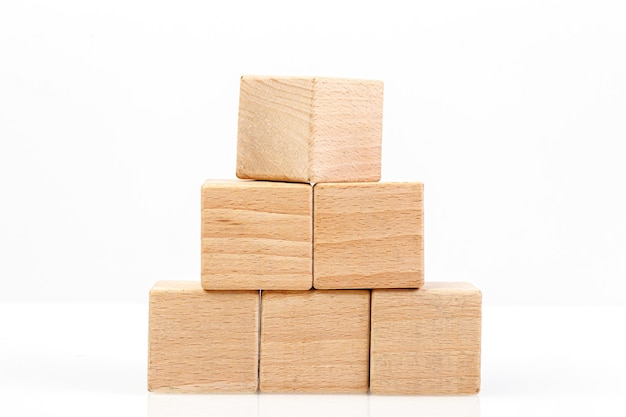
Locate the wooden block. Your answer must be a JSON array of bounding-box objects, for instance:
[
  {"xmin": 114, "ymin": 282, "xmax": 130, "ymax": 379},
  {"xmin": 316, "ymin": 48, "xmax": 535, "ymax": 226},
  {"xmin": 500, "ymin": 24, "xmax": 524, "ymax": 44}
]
[
  {"xmin": 148, "ymin": 281, "xmax": 259, "ymax": 393},
  {"xmin": 236, "ymin": 76, "xmax": 383, "ymax": 183},
  {"xmin": 370, "ymin": 282, "xmax": 482, "ymax": 395},
  {"xmin": 260, "ymin": 290, "xmax": 370, "ymax": 393},
  {"xmin": 201, "ymin": 180, "xmax": 312, "ymax": 290},
  {"xmin": 313, "ymin": 182, "xmax": 423, "ymax": 289}
]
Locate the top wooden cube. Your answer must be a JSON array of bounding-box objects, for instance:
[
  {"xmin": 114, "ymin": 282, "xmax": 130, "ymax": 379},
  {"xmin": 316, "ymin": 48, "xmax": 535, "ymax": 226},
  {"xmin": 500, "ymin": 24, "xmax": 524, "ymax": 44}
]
[{"xmin": 236, "ymin": 76, "xmax": 383, "ymax": 183}]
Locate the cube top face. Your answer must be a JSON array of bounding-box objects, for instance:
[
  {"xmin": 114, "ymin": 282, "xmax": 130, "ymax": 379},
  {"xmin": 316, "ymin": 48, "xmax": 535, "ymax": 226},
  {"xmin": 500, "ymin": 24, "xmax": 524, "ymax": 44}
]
[
  {"xmin": 313, "ymin": 182, "xmax": 424, "ymax": 289},
  {"xmin": 201, "ymin": 180, "xmax": 312, "ymax": 290},
  {"xmin": 237, "ymin": 76, "xmax": 383, "ymax": 183},
  {"xmin": 260, "ymin": 290, "xmax": 370, "ymax": 393},
  {"xmin": 148, "ymin": 281, "xmax": 259, "ymax": 393},
  {"xmin": 370, "ymin": 282, "xmax": 482, "ymax": 395}
]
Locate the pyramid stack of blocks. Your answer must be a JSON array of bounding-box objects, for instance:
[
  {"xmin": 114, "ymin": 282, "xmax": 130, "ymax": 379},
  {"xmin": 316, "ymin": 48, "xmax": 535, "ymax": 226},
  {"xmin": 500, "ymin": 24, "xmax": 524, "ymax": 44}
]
[{"xmin": 148, "ymin": 76, "xmax": 482, "ymax": 395}]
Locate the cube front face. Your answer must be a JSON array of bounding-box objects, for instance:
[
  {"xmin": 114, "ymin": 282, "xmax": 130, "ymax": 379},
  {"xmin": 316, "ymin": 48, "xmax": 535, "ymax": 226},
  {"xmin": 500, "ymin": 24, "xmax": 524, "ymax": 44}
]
[
  {"xmin": 260, "ymin": 290, "xmax": 370, "ymax": 393},
  {"xmin": 309, "ymin": 78, "xmax": 383, "ymax": 183},
  {"xmin": 148, "ymin": 281, "xmax": 259, "ymax": 393},
  {"xmin": 237, "ymin": 77, "xmax": 313, "ymax": 183},
  {"xmin": 370, "ymin": 283, "xmax": 482, "ymax": 395},
  {"xmin": 236, "ymin": 76, "xmax": 383, "ymax": 183},
  {"xmin": 313, "ymin": 182, "xmax": 424, "ymax": 289},
  {"xmin": 201, "ymin": 180, "xmax": 313, "ymax": 290}
]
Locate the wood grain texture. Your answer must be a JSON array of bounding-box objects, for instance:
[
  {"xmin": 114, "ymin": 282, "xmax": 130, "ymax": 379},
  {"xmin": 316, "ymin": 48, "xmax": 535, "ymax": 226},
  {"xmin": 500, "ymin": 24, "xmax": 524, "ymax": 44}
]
[
  {"xmin": 201, "ymin": 180, "xmax": 312, "ymax": 290},
  {"xmin": 236, "ymin": 76, "xmax": 383, "ymax": 183},
  {"xmin": 260, "ymin": 290, "xmax": 370, "ymax": 393},
  {"xmin": 313, "ymin": 182, "xmax": 423, "ymax": 289},
  {"xmin": 148, "ymin": 281, "xmax": 259, "ymax": 393},
  {"xmin": 370, "ymin": 282, "xmax": 482, "ymax": 395}
]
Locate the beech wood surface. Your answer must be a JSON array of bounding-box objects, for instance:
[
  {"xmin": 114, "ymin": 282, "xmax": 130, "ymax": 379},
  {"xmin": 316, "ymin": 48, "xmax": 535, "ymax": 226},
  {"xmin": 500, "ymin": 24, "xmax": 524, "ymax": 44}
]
[
  {"xmin": 260, "ymin": 290, "xmax": 370, "ymax": 393},
  {"xmin": 370, "ymin": 282, "xmax": 482, "ymax": 395},
  {"xmin": 237, "ymin": 76, "xmax": 383, "ymax": 183},
  {"xmin": 201, "ymin": 180, "xmax": 312, "ymax": 290},
  {"xmin": 314, "ymin": 182, "xmax": 424, "ymax": 289},
  {"xmin": 148, "ymin": 281, "xmax": 259, "ymax": 393}
]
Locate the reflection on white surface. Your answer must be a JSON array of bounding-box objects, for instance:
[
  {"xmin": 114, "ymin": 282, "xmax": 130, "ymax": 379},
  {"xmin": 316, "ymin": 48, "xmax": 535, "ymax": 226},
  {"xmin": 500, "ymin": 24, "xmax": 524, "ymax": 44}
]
[
  {"xmin": 147, "ymin": 393, "xmax": 480, "ymax": 417},
  {"xmin": 148, "ymin": 393, "xmax": 258, "ymax": 417},
  {"xmin": 260, "ymin": 394, "xmax": 369, "ymax": 417},
  {"xmin": 370, "ymin": 395, "xmax": 480, "ymax": 417}
]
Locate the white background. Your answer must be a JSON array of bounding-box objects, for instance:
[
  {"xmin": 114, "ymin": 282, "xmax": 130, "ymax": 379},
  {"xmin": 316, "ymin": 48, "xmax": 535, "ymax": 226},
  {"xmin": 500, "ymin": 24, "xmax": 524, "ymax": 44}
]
[
  {"xmin": 2, "ymin": 0, "xmax": 625, "ymax": 306},
  {"xmin": 1, "ymin": 1, "xmax": 625, "ymax": 416}
]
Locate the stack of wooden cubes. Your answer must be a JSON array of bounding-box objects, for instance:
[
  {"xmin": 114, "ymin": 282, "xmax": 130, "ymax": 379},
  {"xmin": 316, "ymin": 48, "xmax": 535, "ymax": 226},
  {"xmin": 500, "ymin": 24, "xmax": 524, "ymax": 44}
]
[{"xmin": 148, "ymin": 76, "xmax": 482, "ymax": 395}]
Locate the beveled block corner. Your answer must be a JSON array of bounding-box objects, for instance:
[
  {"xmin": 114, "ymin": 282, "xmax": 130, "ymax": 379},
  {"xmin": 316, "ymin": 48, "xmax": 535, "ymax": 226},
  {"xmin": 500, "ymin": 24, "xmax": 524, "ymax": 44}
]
[
  {"xmin": 313, "ymin": 182, "xmax": 423, "ymax": 289},
  {"xmin": 237, "ymin": 76, "xmax": 383, "ymax": 183},
  {"xmin": 201, "ymin": 180, "xmax": 312, "ymax": 290},
  {"xmin": 370, "ymin": 282, "xmax": 482, "ymax": 395},
  {"xmin": 148, "ymin": 281, "xmax": 259, "ymax": 393}
]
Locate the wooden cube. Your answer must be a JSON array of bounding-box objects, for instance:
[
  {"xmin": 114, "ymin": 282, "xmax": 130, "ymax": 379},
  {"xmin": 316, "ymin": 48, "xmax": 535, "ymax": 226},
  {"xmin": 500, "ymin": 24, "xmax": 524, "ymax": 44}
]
[
  {"xmin": 236, "ymin": 76, "xmax": 383, "ymax": 183},
  {"xmin": 313, "ymin": 182, "xmax": 423, "ymax": 289},
  {"xmin": 148, "ymin": 281, "xmax": 259, "ymax": 393},
  {"xmin": 201, "ymin": 180, "xmax": 312, "ymax": 290},
  {"xmin": 260, "ymin": 290, "xmax": 370, "ymax": 393},
  {"xmin": 370, "ymin": 282, "xmax": 482, "ymax": 395}
]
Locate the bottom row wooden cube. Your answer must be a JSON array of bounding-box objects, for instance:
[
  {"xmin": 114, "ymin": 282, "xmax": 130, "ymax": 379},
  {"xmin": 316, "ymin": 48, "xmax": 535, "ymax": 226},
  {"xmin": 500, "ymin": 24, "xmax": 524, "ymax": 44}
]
[
  {"xmin": 370, "ymin": 283, "xmax": 482, "ymax": 395},
  {"xmin": 148, "ymin": 281, "xmax": 481, "ymax": 394},
  {"xmin": 148, "ymin": 281, "xmax": 259, "ymax": 392},
  {"xmin": 260, "ymin": 290, "xmax": 370, "ymax": 393}
]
